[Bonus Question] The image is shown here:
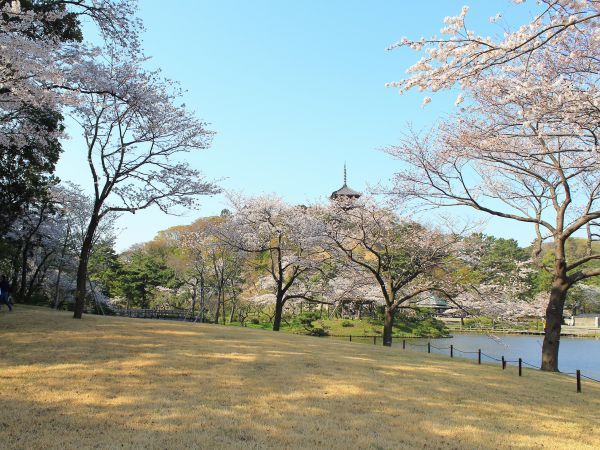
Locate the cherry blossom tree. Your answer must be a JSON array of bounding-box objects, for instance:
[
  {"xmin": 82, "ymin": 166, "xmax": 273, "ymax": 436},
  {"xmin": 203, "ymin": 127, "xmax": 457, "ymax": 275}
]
[
  {"xmin": 386, "ymin": 1, "xmax": 600, "ymax": 371},
  {"xmin": 1, "ymin": 0, "xmax": 145, "ymax": 244},
  {"xmin": 3, "ymin": 182, "xmax": 116, "ymax": 305},
  {"xmin": 69, "ymin": 48, "xmax": 218, "ymax": 319},
  {"xmin": 0, "ymin": 0, "xmax": 140, "ymax": 165},
  {"xmin": 322, "ymin": 198, "xmax": 462, "ymax": 346},
  {"xmin": 218, "ymin": 195, "xmax": 328, "ymax": 331}
]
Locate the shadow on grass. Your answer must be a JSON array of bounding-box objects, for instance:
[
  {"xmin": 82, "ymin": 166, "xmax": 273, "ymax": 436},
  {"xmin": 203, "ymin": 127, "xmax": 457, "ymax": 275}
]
[{"xmin": 0, "ymin": 306, "xmax": 599, "ymax": 449}]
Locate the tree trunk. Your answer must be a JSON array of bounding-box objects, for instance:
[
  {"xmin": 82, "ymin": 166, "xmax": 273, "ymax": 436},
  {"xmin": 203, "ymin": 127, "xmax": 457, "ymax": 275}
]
[
  {"xmin": 26, "ymin": 250, "xmax": 54, "ymax": 300},
  {"xmin": 229, "ymin": 302, "xmax": 236, "ymax": 323},
  {"xmin": 11, "ymin": 247, "xmax": 20, "ymax": 295},
  {"xmin": 228, "ymin": 279, "xmax": 238, "ymax": 323},
  {"xmin": 222, "ymin": 290, "xmax": 226, "ymax": 325},
  {"xmin": 18, "ymin": 242, "xmax": 29, "ymax": 299},
  {"xmin": 541, "ymin": 265, "xmax": 569, "ymax": 372},
  {"xmin": 54, "ymin": 225, "xmax": 70, "ymax": 308},
  {"xmin": 272, "ymin": 296, "xmax": 285, "ymax": 331},
  {"xmin": 74, "ymin": 213, "xmax": 100, "ymax": 319},
  {"xmin": 199, "ymin": 275, "xmax": 205, "ymax": 323},
  {"xmin": 383, "ymin": 307, "xmax": 394, "ymax": 347},
  {"xmin": 190, "ymin": 283, "xmax": 197, "ymax": 317},
  {"xmin": 214, "ymin": 293, "xmax": 220, "ymax": 324}
]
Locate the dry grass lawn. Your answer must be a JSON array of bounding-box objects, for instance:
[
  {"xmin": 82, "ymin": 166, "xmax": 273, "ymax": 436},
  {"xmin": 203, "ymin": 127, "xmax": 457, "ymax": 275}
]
[{"xmin": 1, "ymin": 306, "xmax": 599, "ymax": 449}]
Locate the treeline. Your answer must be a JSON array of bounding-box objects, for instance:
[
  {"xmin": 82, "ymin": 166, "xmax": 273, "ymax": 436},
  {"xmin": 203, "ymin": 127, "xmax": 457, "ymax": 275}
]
[{"xmin": 4, "ymin": 192, "xmax": 600, "ymax": 339}]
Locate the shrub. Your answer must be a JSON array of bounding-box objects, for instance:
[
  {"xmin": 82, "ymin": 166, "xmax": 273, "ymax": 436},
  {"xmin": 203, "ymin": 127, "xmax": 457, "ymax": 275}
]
[
  {"xmin": 293, "ymin": 311, "xmax": 321, "ymax": 329},
  {"xmin": 308, "ymin": 327, "xmax": 329, "ymax": 337},
  {"xmin": 341, "ymin": 320, "xmax": 354, "ymax": 327}
]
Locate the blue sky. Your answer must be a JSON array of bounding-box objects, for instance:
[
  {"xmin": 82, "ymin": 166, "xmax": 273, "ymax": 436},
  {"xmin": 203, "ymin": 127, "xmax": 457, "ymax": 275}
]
[{"xmin": 56, "ymin": 0, "xmax": 539, "ymax": 251}]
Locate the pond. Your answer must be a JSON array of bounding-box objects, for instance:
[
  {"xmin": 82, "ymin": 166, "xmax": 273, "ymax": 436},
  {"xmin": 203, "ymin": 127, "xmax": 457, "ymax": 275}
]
[
  {"xmin": 335, "ymin": 333, "xmax": 600, "ymax": 381},
  {"xmin": 410, "ymin": 334, "xmax": 600, "ymax": 380}
]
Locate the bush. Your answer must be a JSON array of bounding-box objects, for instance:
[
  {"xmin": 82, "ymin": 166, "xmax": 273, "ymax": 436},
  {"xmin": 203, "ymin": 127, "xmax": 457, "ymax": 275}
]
[
  {"xmin": 341, "ymin": 320, "xmax": 354, "ymax": 327},
  {"xmin": 293, "ymin": 311, "xmax": 321, "ymax": 329},
  {"xmin": 308, "ymin": 327, "xmax": 329, "ymax": 337},
  {"xmin": 250, "ymin": 318, "xmax": 260, "ymax": 325},
  {"xmin": 464, "ymin": 317, "xmax": 493, "ymax": 328}
]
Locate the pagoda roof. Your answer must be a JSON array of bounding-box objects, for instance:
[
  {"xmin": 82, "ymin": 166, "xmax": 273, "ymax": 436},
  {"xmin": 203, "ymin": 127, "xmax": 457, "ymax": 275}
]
[{"xmin": 330, "ymin": 183, "xmax": 362, "ymax": 199}]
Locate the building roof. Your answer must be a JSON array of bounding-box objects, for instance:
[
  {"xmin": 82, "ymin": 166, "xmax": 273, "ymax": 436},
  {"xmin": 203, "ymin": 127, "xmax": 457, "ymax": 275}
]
[
  {"xmin": 330, "ymin": 164, "xmax": 362, "ymax": 200},
  {"xmin": 415, "ymin": 295, "xmax": 450, "ymax": 309},
  {"xmin": 331, "ymin": 183, "xmax": 362, "ymax": 199}
]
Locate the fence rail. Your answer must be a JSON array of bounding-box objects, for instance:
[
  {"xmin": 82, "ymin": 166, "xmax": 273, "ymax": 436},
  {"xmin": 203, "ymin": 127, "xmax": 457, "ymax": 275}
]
[
  {"xmin": 335, "ymin": 333, "xmax": 600, "ymax": 393},
  {"xmin": 112, "ymin": 308, "xmax": 198, "ymax": 321}
]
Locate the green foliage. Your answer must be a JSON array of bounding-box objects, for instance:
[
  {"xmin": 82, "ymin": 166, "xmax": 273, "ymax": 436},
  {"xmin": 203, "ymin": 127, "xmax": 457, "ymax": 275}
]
[
  {"xmin": 528, "ymin": 238, "xmax": 600, "ymax": 294},
  {"xmin": 88, "ymin": 243, "xmax": 123, "ymax": 297},
  {"xmin": 307, "ymin": 327, "xmax": 329, "ymax": 337},
  {"xmin": 341, "ymin": 320, "xmax": 354, "ymax": 327},
  {"xmin": 463, "ymin": 317, "xmax": 494, "ymax": 328},
  {"xmin": 297, "ymin": 311, "xmax": 321, "ymax": 324},
  {"xmin": 0, "ymin": 108, "xmax": 62, "ymax": 235},
  {"xmin": 113, "ymin": 248, "xmax": 177, "ymax": 308},
  {"xmin": 392, "ymin": 314, "xmax": 448, "ymax": 338}
]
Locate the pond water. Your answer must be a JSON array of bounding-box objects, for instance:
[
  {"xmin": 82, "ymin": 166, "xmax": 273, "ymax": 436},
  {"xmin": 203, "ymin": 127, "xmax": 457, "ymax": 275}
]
[
  {"xmin": 411, "ymin": 334, "xmax": 600, "ymax": 380},
  {"xmin": 337, "ymin": 333, "xmax": 600, "ymax": 381}
]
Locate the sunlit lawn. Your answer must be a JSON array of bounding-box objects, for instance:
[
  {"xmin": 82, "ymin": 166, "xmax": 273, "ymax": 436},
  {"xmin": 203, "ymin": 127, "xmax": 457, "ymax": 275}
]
[{"xmin": 1, "ymin": 306, "xmax": 599, "ymax": 449}]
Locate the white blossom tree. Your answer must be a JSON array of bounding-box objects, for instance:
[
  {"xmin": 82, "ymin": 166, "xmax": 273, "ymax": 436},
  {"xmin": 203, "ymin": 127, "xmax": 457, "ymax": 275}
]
[
  {"xmin": 218, "ymin": 195, "xmax": 328, "ymax": 331},
  {"xmin": 69, "ymin": 48, "xmax": 218, "ymax": 319},
  {"xmin": 386, "ymin": 1, "xmax": 600, "ymax": 371},
  {"xmin": 0, "ymin": 0, "xmax": 140, "ymax": 153},
  {"xmin": 322, "ymin": 198, "xmax": 462, "ymax": 346}
]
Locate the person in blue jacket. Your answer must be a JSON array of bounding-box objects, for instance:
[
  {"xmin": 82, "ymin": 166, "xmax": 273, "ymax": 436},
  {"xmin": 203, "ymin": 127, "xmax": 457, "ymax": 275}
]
[{"xmin": 0, "ymin": 275, "xmax": 13, "ymax": 311}]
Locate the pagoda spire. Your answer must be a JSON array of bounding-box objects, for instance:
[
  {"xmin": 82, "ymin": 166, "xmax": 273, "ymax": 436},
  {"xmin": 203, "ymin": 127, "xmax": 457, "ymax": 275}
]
[{"xmin": 330, "ymin": 163, "xmax": 361, "ymax": 200}]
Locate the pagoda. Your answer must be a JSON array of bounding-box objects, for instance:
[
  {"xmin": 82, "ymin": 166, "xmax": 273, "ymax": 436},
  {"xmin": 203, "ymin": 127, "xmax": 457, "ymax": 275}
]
[{"xmin": 330, "ymin": 164, "xmax": 361, "ymax": 200}]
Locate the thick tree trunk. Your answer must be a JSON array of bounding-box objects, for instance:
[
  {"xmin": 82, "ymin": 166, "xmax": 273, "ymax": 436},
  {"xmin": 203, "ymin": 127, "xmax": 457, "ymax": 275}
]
[
  {"xmin": 541, "ymin": 265, "xmax": 569, "ymax": 372},
  {"xmin": 272, "ymin": 297, "xmax": 285, "ymax": 331},
  {"xmin": 74, "ymin": 213, "xmax": 100, "ymax": 319},
  {"xmin": 383, "ymin": 307, "xmax": 394, "ymax": 347}
]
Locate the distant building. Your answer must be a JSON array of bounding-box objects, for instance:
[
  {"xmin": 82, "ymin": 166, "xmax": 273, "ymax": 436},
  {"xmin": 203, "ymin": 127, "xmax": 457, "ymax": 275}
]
[
  {"xmin": 567, "ymin": 314, "xmax": 600, "ymax": 328},
  {"xmin": 330, "ymin": 164, "xmax": 362, "ymax": 200},
  {"xmin": 414, "ymin": 294, "xmax": 451, "ymax": 315}
]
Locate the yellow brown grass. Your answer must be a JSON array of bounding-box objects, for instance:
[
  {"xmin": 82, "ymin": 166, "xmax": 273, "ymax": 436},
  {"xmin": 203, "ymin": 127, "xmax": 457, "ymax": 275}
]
[{"xmin": 1, "ymin": 306, "xmax": 599, "ymax": 449}]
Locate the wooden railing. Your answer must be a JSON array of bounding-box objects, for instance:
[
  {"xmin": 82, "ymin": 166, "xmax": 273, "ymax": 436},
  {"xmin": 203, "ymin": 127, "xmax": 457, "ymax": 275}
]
[{"xmin": 112, "ymin": 308, "xmax": 198, "ymax": 321}]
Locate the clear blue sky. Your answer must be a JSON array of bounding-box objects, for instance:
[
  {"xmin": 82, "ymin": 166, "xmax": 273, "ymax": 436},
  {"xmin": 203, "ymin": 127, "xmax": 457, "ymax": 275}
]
[{"xmin": 56, "ymin": 0, "xmax": 539, "ymax": 251}]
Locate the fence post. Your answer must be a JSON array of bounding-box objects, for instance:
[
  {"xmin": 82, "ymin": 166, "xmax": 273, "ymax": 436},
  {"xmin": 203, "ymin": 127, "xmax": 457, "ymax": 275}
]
[
  {"xmin": 373, "ymin": 336, "xmax": 376, "ymax": 345},
  {"xmin": 502, "ymin": 356, "xmax": 506, "ymax": 370},
  {"xmin": 427, "ymin": 342, "xmax": 431, "ymax": 354},
  {"xmin": 450, "ymin": 345, "xmax": 453, "ymax": 358},
  {"xmin": 518, "ymin": 358, "xmax": 522, "ymax": 376},
  {"xmin": 402, "ymin": 339, "xmax": 406, "ymax": 350},
  {"xmin": 478, "ymin": 349, "xmax": 481, "ymax": 364},
  {"xmin": 576, "ymin": 370, "xmax": 581, "ymax": 393},
  {"xmin": 349, "ymin": 335, "xmax": 352, "ymax": 342}
]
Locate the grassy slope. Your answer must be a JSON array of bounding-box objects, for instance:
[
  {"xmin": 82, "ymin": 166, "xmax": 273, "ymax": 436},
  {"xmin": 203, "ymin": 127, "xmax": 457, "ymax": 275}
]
[
  {"xmin": 243, "ymin": 317, "xmax": 448, "ymax": 337},
  {"xmin": 1, "ymin": 306, "xmax": 599, "ymax": 449}
]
